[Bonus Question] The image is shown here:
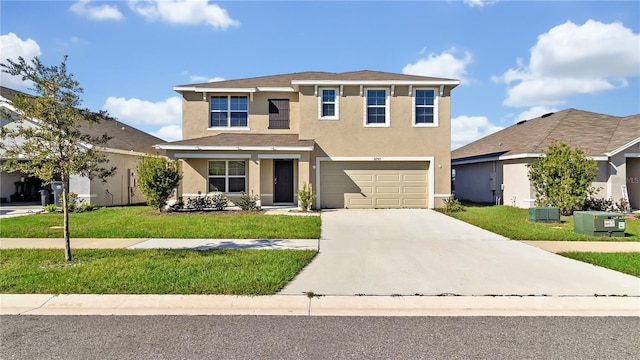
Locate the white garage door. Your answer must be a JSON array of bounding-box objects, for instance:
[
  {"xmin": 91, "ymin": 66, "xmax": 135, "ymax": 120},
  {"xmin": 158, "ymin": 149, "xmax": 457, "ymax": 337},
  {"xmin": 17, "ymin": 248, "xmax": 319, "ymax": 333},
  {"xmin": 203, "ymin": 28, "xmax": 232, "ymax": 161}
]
[{"xmin": 320, "ymin": 161, "xmax": 429, "ymax": 209}]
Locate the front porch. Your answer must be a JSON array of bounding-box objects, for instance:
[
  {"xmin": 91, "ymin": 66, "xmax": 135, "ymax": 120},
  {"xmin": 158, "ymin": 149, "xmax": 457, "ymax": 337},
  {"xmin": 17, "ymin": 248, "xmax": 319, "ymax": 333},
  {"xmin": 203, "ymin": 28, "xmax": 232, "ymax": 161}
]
[{"xmin": 156, "ymin": 134, "xmax": 314, "ymax": 207}]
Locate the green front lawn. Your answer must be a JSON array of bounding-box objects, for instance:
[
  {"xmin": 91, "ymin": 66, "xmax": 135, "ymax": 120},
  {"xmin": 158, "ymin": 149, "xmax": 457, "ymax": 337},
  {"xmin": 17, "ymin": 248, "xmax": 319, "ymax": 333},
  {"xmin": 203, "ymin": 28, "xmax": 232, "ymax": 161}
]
[
  {"xmin": 444, "ymin": 205, "xmax": 640, "ymax": 241},
  {"xmin": 0, "ymin": 206, "xmax": 321, "ymax": 239},
  {"xmin": 558, "ymin": 252, "xmax": 640, "ymax": 277},
  {"xmin": 0, "ymin": 248, "xmax": 317, "ymax": 295}
]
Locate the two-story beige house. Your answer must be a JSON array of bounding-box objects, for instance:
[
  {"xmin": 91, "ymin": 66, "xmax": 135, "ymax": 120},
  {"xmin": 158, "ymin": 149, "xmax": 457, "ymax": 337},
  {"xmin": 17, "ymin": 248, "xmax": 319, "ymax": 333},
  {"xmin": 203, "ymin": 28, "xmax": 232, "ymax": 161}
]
[{"xmin": 156, "ymin": 71, "xmax": 459, "ymax": 209}]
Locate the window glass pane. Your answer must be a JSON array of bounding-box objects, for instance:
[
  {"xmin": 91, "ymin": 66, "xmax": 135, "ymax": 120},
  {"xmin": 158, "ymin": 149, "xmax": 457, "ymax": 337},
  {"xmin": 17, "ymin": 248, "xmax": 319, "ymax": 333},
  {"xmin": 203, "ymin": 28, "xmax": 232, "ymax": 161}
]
[
  {"xmin": 416, "ymin": 107, "xmax": 434, "ymax": 123},
  {"xmin": 230, "ymin": 96, "xmax": 247, "ymax": 110},
  {"xmin": 367, "ymin": 90, "xmax": 386, "ymax": 106},
  {"xmin": 210, "ymin": 96, "xmax": 227, "ymax": 111},
  {"xmin": 228, "ymin": 178, "xmax": 246, "ymax": 193},
  {"xmin": 228, "ymin": 161, "xmax": 246, "ymax": 176},
  {"xmin": 209, "ymin": 178, "xmax": 226, "ymax": 192},
  {"xmin": 322, "ymin": 104, "xmax": 335, "ymax": 117},
  {"xmin": 416, "ymin": 90, "xmax": 434, "ymax": 106},
  {"xmin": 367, "ymin": 107, "xmax": 386, "ymax": 123},
  {"xmin": 210, "ymin": 112, "xmax": 228, "ymax": 127},
  {"xmin": 322, "ymin": 89, "xmax": 335, "ymax": 102},
  {"xmin": 230, "ymin": 112, "xmax": 248, "ymax": 127},
  {"xmin": 209, "ymin": 161, "xmax": 226, "ymax": 176}
]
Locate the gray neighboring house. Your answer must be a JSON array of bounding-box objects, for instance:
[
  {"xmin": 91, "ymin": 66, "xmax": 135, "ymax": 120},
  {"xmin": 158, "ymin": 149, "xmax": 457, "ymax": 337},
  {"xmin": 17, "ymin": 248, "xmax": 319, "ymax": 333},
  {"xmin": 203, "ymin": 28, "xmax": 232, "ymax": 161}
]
[
  {"xmin": 451, "ymin": 109, "xmax": 640, "ymax": 210},
  {"xmin": 1, "ymin": 86, "xmax": 164, "ymax": 206}
]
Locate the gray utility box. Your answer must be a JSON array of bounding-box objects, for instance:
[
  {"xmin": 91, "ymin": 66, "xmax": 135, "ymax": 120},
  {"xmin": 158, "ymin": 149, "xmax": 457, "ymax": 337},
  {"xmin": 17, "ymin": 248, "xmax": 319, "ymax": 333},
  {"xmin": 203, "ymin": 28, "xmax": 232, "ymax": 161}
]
[
  {"xmin": 528, "ymin": 207, "xmax": 561, "ymax": 223},
  {"xmin": 573, "ymin": 211, "xmax": 626, "ymax": 237}
]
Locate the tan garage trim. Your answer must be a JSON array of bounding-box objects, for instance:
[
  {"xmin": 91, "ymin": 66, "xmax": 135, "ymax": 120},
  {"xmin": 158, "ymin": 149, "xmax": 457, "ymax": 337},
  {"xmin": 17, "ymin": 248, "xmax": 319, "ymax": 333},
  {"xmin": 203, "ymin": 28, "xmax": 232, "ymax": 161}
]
[{"xmin": 315, "ymin": 157, "xmax": 434, "ymax": 209}]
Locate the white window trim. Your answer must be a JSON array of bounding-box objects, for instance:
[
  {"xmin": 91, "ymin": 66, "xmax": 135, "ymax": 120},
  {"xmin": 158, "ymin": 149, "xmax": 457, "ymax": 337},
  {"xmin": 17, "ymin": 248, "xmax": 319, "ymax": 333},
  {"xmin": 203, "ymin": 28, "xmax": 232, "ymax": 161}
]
[
  {"xmin": 208, "ymin": 160, "xmax": 247, "ymax": 194},
  {"xmin": 209, "ymin": 95, "xmax": 249, "ymax": 129},
  {"xmin": 412, "ymin": 88, "xmax": 439, "ymax": 127},
  {"xmin": 318, "ymin": 87, "xmax": 339, "ymax": 120},
  {"xmin": 363, "ymin": 88, "xmax": 390, "ymax": 128}
]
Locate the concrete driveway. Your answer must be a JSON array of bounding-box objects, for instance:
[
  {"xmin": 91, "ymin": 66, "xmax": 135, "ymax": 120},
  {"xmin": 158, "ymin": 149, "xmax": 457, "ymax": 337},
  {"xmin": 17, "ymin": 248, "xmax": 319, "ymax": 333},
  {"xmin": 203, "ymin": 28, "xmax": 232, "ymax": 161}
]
[{"xmin": 280, "ymin": 209, "xmax": 640, "ymax": 296}]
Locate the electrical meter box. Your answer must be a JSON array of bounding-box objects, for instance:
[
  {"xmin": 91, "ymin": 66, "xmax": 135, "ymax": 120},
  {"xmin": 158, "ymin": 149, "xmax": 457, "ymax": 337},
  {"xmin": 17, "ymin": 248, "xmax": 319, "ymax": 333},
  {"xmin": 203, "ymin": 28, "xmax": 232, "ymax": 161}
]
[
  {"xmin": 573, "ymin": 211, "xmax": 626, "ymax": 237},
  {"xmin": 528, "ymin": 207, "xmax": 561, "ymax": 222}
]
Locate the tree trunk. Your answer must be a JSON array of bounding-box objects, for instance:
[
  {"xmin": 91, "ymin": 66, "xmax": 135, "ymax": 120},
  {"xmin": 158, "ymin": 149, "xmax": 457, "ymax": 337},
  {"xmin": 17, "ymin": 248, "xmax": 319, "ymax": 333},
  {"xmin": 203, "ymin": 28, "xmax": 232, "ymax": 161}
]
[{"xmin": 61, "ymin": 175, "xmax": 72, "ymax": 262}]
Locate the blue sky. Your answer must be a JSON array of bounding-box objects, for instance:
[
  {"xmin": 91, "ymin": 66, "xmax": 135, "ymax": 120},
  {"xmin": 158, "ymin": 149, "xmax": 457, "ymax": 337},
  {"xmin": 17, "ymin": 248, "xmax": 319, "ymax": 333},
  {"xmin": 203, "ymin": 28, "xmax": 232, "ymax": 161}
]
[{"xmin": 2, "ymin": 0, "xmax": 639, "ymax": 148}]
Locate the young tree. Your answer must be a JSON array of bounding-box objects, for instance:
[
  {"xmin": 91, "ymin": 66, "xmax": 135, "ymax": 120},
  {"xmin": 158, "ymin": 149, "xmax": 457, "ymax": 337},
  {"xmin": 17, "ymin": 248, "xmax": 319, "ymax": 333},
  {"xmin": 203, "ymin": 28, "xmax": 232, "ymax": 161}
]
[
  {"xmin": 527, "ymin": 141, "xmax": 599, "ymax": 215},
  {"xmin": 136, "ymin": 155, "xmax": 182, "ymax": 212},
  {"xmin": 1, "ymin": 56, "xmax": 115, "ymax": 261}
]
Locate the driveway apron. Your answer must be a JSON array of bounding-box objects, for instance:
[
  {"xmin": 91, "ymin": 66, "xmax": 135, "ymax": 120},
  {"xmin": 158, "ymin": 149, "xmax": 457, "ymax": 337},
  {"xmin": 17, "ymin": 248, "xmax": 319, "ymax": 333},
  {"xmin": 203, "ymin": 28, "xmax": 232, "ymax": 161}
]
[{"xmin": 280, "ymin": 209, "xmax": 640, "ymax": 296}]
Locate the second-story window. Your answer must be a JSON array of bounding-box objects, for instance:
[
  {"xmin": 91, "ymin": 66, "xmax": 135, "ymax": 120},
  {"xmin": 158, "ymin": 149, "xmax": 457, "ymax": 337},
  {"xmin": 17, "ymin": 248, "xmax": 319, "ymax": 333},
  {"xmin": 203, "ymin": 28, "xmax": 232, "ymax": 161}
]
[
  {"xmin": 319, "ymin": 88, "xmax": 339, "ymax": 120},
  {"xmin": 268, "ymin": 99, "xmax": 290, "ymax": 129},
  {"xmin": 413, "ymin": 89, "xmax": 438, "ymax": 127},
  {"xmin": 210, "ymin": 96, "xmax": 248, "ymax": 128},
  {"xmin": 364, "ymin": 89, "xmax": 389, "ymax": 127}
]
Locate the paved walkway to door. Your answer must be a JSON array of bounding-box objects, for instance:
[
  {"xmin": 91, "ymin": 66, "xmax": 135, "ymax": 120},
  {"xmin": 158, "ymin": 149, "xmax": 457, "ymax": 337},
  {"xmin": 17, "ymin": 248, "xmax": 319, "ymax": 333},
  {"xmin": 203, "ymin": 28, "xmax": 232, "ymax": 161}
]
[{"xmin": 280, "ymin": 209, "xmax": 640, "ymax": 297}]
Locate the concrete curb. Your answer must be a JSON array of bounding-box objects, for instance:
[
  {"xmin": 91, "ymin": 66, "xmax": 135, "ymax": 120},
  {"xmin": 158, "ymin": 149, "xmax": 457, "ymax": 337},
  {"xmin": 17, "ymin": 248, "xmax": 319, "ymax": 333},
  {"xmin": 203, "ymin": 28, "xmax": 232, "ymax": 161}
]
[{"xmin": 2, "ymin": 294, "xmax": 638, "ymax": 317}]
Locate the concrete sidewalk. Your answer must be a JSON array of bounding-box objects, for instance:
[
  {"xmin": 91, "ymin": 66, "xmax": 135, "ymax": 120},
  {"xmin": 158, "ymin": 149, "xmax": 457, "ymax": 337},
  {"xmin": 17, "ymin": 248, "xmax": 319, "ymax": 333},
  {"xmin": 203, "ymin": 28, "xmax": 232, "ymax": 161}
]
[
  {"xmin": 0, "ymin": 237, "xmax": 319, "ymax": 250},
  {"xmin": 1, "ymin": 294, "xmax": 638, "ymax": 317}
]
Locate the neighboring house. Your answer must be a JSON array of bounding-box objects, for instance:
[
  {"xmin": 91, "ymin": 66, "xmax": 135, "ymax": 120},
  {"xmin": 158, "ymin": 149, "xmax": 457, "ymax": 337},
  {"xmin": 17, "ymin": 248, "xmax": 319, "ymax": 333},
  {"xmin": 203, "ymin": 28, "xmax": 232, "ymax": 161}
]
[
  {"xmin": 156, "ymin": 70, "xmax": 459, "ymax": 209},
  {"xmin": 451, "ymin": 109, "xmax": 640, "ymax": 210},
  {"xmin": 0, "ymin": 86, "xmax": 164, "ymax": 206}
]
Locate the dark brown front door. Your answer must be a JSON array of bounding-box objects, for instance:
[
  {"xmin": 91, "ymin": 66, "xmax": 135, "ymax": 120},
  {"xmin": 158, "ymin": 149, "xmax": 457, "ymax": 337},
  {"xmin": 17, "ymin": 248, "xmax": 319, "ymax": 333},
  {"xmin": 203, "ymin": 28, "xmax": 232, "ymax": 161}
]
[{"xmin": 274, "ymin": 160, "xmax": 294, "ymax": 203}]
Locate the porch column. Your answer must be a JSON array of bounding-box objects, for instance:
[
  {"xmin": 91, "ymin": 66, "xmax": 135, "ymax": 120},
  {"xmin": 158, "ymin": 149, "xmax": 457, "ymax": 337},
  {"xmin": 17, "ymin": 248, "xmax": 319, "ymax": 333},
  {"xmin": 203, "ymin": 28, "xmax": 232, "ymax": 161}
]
[{"xmin": 249, "ymin": 155, "xmax": 261, "ymax": 204}]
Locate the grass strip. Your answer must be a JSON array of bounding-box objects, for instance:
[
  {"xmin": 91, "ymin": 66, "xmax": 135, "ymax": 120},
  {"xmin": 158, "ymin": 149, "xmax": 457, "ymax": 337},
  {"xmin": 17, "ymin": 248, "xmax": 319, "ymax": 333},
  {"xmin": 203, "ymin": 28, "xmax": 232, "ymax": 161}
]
[
  {"xmin": 0, "ymin": 248, "xmax": 317, "ymax": 295},
  {"xmin": 444, "ymin": 205, "xmax": 640, "ymax": 241},
  {"xmin": 557, "ymin": 252, "xmax": 640, "ymax": 277},
  {"xmin": 0, "ymin": 206, "xmax": 321, "ymax": 239}
]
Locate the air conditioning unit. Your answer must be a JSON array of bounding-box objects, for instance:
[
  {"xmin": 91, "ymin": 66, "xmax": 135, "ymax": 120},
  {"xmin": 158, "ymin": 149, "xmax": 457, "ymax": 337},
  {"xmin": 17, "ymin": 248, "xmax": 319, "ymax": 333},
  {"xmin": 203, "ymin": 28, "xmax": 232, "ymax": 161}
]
[
  {"xmin": 573, "ymin": 211, "xmax": 626, "ymax": 237},
  {"xmin": 528, "ymin": 207, "xmax": 560, "ymax": 223}
]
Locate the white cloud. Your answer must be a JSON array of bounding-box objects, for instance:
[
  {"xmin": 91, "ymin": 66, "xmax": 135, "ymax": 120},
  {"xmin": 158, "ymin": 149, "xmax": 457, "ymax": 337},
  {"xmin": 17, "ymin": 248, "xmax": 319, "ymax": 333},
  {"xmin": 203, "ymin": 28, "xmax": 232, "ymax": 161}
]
[
  {"xmin": 102, "ymin": 96, "xmax": 182, "ymax": 126},
  {"xmin": 402, "ymin": 48, "xmax": 472, "ymax": 83},
  {"xmin": 497, "ymin": 20, "xmax": 640, "ymax": 107},
  {"xmin": 0, "ymin": 33, "xmax": 42, "ymax": 88},
  {"xmin": 451, "ymin": 115, "xmax": 503, "ymax": 150},
  {"xmin": 151, "ymin": 125, "xmax": 182, "ymax": 142},
  {"xmin": 190, "ymin": 75, "xmax": 224, "ymax": 83},
  {"xmin": 464, "ymin": 0, "xmax": 498, "ymax": 8},
  {"xmin": 128, "ymin": 0, "xmax": 239, "ymax": 29},
  {"xmin": 69, "ymin": 0, "xmax": 124, "ymax": 21},
  {"xmin": 514, "ymin": 106, "xmax": 559, "ymax": 123}
]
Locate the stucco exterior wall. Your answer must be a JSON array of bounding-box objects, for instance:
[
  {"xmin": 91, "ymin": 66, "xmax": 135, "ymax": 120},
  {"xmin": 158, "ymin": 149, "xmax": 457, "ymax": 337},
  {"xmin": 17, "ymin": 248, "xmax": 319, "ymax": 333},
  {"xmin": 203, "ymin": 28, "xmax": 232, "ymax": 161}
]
[
  {"xmin": 84, "ymin": 151, "xmax": 148, "ymax": 206},
  {"xmin": 298, "ymin": 85, "xmax": 453, "ymax": 204},
  {"xmin": 627, "ymin": 157, "xmax": 640, "ymax": 209},
  {"xmin": 453, "ymin": 161, "xmax": 503, "ymax": 204},
  {"xmin": 502, "ymin": 159, "xmax": 535, "ymax": 208},
  {"xmin": 181, "ymin": 91, "xmax": 300, "ymax": 140}
]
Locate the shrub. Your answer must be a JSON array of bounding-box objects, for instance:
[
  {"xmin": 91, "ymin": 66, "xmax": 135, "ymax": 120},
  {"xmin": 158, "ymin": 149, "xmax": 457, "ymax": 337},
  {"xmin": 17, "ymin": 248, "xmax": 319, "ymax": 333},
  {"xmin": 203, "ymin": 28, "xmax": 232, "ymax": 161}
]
[
  {"xmin": 136, "ymin": 155, "xmax": 182, "ymax": 212},
  {"xmin": 297, "ymin": 182, "xmax": 315, "ymax": 211},
  {"xmin": 44, "ymin": 204, "xmax": 58, "ymax": 213},
  {"xmin": 443, "ymin": 195, "xmax": 464, "ymax": 213},
  {"xmin": 236, "ymin": 192, "xmax": 259, "ymax": 211},
  {"xmin": 210, "ymin": 193, "xmax": 229, "ymax": 211},
  {"xmin": 79, "ymin": 202, "xmax": 95, "ymax": 212},
  {"xmin": 66, "ymin": 192, "xmax": 78, "ymax": 212}
]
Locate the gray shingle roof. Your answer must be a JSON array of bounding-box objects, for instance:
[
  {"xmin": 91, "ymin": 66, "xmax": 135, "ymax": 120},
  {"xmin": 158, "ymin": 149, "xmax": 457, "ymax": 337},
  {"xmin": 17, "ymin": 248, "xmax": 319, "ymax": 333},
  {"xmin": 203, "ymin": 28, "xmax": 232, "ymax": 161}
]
[
  {"xmin": 1, "ymin": 86, "xmax": 163, "ymax": 154},
  {"xmin": 452, "ymin": 109, "xmax": 640, "ymax": 160},
  {"xmin": 177, "ymin": 70, "xmax": 458, "ymax": 89},
  {"xmin": 156, "ymin": 133, "xmax": 314, "ymax": 148}
]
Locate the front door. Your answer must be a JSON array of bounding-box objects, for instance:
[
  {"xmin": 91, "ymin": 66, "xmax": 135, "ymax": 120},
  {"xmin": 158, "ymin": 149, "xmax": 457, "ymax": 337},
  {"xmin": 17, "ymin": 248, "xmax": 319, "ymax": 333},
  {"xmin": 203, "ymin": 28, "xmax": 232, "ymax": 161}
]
[{"xmin": 274, "ymin": 160, "xmax": 294, "ymax": 203}]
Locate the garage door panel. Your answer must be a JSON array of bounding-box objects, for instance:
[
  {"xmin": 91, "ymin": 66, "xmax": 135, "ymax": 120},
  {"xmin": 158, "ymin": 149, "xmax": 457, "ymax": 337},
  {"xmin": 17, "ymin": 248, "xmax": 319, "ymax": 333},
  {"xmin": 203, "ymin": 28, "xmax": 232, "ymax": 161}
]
[
  {"xmin": 376, "ymin": 186, "xmax": 400, "ymax": 194},
  {"xmin": 321, "ymin": 161, "xmax": 429, "ymax": 209}
]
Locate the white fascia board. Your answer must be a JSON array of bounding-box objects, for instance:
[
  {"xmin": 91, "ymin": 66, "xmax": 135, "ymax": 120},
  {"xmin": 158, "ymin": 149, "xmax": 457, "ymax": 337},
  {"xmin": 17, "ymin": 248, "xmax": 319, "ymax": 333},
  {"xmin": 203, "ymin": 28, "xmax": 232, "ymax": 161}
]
[
  {"xmin": 174, "ymin": 153, "xmax": 251, "ymax": 159},
  {"xmin": 498, "ymin": 153, "xmax": 543, "ymax": 161},
  {"xmin": 624, "ymin": 153, "xmax": 640, "ymax": 158},
  {"xmin": 451, "ymin": 156, "xmax": 501, "ymax": 166},
  {"xmin": 173, "ymin": 86, "xmax": 256, "ymax": 93},
  {"xmin": 156, "ymin": 145, "xmax": 313, "ymax": 152},
  {"xmin": 258, "ymin": 154, "xmax": 302, "ymax": 159},
  {"xmin": 587, "ymin": 156, "xmax": 608, "ymax": 161},
  {"xmin": 255, "ymin": 87, "xmax": 295, "ymax": 92},
  {"xmin": 97, "ymin": 147, "xmax": 155, "ymax": 157},
  {"xmin": 291, "ymin": 80, "xmax": 460, "ymax": 86},
  {"xmin": 605, "ymin": 137, "xmax": 640, "ymax": 157}
]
